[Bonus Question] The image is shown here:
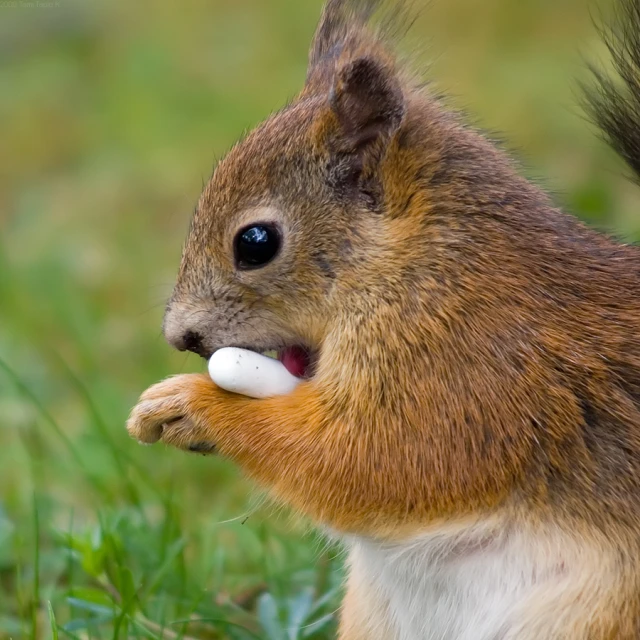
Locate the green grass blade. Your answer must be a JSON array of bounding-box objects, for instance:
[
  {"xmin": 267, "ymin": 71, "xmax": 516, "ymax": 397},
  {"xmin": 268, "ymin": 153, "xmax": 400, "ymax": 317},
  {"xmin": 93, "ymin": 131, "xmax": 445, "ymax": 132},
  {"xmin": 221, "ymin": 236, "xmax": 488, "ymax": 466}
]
[
  {"xmin": 47, "ymin": 601, "xmax": 59, "ymax": 640},
  {"xmin": 31, "ymin": 494, "xmax": 40, "ymax": 640}
]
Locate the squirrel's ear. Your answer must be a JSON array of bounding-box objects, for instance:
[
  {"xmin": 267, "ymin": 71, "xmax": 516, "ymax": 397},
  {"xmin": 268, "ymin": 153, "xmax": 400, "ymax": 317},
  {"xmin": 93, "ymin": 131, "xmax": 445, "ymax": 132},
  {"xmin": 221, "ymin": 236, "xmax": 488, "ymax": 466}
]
[
  {"xmin": 330, "ymin": 56, "xmax": 404, "ymax": 151},
  {"xmin": 325, "ymin": 56, "xmax": 405, "ymax": 202}
]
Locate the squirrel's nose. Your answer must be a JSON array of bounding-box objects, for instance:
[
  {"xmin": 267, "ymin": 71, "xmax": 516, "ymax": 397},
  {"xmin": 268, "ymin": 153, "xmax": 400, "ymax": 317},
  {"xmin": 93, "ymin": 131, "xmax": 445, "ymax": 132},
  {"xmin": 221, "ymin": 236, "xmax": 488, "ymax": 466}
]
[
  {"xmin": 163, "ymin": 320, "xmax": 207, "ymax": 358},
  {"xmin": 180, "ymin": 330, "xmax": 205, "ymax": 355},
  {"xmin": 166, "ymin": 327, "xmax": 213, "ymax": 359},
  {"xmin": 170, "ymin": 329, "xmax": 213, "ymax": 359},
  {"xmin": 163, "ymin": 302, "xmax": 214, "ymax": 359}
]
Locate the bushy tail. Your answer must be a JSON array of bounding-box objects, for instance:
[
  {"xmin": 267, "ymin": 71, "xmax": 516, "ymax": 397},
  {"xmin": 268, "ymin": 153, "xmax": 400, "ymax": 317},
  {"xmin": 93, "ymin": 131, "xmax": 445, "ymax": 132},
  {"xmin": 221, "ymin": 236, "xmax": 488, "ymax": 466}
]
[{"xmin": 585, "ymin": 0, "xmax": 640, "ymax": 180}]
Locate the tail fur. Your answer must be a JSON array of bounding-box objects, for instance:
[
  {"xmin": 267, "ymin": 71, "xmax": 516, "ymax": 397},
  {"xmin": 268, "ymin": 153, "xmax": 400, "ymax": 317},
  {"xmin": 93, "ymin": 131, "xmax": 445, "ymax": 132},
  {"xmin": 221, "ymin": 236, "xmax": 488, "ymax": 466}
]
[{"xmin": 585, "ymin": 0, "xmax": 640, "ymax": 181}]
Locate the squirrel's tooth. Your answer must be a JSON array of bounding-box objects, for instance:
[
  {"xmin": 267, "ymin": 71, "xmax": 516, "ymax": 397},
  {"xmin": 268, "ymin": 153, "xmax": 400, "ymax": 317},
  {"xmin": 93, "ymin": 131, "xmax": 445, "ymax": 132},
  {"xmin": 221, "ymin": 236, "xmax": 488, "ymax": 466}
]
[{"xmin": 262, "ymin": 350, "xmax": 278, "ymax": 359}]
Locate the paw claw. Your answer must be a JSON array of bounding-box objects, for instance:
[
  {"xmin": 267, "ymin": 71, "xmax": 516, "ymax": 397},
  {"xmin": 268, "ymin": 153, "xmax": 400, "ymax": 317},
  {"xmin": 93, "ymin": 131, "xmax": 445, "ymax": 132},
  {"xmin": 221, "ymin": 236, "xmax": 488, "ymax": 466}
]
[{"xmin": 188, "ymin": 442, "xmax": 216, "ymax": 453}]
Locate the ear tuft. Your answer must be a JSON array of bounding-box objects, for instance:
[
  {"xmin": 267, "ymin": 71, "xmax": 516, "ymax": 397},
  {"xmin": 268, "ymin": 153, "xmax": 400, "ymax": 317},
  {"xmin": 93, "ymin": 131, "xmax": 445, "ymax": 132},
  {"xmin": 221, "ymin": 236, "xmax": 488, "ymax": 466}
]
[{"xmin": 330, "ymin": 56, "xmax": 405, "ymax": 153}]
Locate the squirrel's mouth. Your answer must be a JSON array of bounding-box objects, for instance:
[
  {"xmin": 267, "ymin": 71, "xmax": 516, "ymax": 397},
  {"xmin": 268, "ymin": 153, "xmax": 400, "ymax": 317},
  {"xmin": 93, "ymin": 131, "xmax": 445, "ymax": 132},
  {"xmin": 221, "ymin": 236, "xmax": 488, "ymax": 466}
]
[
  {"xmin": 201, "ymin": 343, "xmax": 316, "ymax": 379},
  {"xmin": 262, "ymin": 346, "xmax": 312, "ymax": 378}
]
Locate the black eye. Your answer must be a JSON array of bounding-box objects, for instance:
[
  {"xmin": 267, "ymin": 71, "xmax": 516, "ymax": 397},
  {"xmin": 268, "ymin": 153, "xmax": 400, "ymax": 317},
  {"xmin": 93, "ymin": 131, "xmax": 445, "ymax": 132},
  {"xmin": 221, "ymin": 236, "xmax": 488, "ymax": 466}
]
[{"xmin": 234, "ymin": 224, "xmax": 281, "ymax": 269}]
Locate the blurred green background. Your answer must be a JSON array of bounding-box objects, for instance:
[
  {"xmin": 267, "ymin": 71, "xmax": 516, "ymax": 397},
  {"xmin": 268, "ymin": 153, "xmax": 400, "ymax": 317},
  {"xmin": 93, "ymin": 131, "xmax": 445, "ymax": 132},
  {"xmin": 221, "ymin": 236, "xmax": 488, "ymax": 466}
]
[{"xmin": 1, "ymin": 0, "xmax": 638, "ymax": 637}]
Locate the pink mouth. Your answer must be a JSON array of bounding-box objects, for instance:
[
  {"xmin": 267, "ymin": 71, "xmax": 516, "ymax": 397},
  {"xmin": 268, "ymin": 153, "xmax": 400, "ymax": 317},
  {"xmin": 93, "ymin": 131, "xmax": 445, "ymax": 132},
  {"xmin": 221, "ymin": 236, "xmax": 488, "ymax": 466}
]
[{"xmin": 278, "ymin": 346, "xmax": 311, "ymax": 378}]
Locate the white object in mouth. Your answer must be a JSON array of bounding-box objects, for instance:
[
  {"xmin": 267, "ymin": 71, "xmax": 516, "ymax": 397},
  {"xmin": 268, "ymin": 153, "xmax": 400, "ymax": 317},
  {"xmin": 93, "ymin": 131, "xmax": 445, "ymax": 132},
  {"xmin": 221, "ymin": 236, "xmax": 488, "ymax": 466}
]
[{"xmin": 208, "ymin": 347, "xmax": 301, "ymax": 399}]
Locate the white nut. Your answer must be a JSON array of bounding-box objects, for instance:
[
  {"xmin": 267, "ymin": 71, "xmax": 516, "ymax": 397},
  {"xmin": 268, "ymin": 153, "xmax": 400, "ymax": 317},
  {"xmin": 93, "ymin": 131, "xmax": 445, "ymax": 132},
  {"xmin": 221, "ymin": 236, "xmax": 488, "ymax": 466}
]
[{"xmin": 208, "ymin": 347, "xmax": 301, "ymax": 399}]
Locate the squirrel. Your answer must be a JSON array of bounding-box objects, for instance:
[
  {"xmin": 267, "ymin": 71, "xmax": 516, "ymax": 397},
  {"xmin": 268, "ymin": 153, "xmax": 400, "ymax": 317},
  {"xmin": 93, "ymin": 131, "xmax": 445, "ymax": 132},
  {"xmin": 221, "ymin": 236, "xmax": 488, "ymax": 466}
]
[{"xmin": 127, "ymin": 0, "xmax": 640, "ymax": 637}]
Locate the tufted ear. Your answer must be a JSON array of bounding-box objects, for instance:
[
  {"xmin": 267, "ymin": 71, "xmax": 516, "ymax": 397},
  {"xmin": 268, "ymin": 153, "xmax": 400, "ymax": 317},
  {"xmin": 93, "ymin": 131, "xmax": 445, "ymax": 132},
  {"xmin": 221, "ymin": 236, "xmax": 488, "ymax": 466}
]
[
  {"xmin": 331, "ymin": 56, "xmax": 404, "ymax": 150},
  {"xmin": 326, "ymin": 55, "xmax": 405, "ymax": 203}
]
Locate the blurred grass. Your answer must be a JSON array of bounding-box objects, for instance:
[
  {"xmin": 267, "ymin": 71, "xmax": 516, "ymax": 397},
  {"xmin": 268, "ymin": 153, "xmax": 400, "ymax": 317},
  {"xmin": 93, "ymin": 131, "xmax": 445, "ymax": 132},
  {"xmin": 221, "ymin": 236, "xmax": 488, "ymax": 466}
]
[{"xmin": 1, "ymin": 0, "xmax": 639, "ymax": 637}]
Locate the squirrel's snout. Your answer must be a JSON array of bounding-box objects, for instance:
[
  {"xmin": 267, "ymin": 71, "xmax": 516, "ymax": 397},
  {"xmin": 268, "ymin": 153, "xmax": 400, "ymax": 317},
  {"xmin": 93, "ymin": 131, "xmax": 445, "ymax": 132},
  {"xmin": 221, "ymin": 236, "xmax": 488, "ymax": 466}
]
[
  {"xmin": 163, "ymin": 303, "xmax": 213, "ymax": 359},
  {"xmin": 180, "ymin": 330, "xmax": 208, "ymax": 357},
  {"xmin": 167, "ymin": 328, "xmax": 211, "ymax": 359}
]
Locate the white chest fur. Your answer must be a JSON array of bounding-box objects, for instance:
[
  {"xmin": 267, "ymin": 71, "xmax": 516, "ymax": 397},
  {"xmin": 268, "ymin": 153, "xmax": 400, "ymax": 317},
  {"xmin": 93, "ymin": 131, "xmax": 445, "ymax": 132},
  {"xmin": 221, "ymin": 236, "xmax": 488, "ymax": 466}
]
[{"xmin": 343, "ymin": 519, "xmax": 599, "ymax": 640}]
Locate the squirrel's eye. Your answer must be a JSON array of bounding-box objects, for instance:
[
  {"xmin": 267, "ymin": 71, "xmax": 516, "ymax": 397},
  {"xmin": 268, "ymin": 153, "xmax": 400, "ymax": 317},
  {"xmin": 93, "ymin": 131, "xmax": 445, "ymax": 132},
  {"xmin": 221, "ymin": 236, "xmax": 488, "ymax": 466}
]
[{"xmin": 234, "ymin": 224, "xmax": 281, "ymax": 269}]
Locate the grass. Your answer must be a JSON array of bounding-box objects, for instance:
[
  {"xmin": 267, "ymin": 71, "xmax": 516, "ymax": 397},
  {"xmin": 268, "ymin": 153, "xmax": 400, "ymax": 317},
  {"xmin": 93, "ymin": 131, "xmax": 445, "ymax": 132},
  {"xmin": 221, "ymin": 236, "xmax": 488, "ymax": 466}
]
[{"xmin": 1, "ymin": 0, "xmax": 639, "ymax": 637}]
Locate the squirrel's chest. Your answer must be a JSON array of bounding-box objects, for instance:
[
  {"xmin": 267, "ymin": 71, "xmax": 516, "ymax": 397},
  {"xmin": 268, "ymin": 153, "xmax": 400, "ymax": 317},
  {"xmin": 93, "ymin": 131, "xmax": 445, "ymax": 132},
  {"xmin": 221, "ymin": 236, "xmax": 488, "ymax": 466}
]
[{"xmin": 344, "ymin": 522, "xmax": 573, "ymax": 640}]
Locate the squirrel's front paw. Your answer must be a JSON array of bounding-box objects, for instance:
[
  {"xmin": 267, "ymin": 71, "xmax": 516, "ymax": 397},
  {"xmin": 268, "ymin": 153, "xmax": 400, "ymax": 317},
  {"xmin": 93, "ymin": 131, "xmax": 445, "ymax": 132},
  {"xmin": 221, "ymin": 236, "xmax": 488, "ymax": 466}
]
[{"xmin": 127, "ymin": 374, "xmax": 219, "ymax": 453}]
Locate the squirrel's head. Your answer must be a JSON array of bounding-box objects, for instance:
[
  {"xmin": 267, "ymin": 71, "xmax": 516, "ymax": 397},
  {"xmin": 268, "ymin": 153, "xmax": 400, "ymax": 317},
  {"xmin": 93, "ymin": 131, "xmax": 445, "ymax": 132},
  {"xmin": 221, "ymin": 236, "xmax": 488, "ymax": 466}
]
[
  {"xmin": 164, "ymin": 0, "xmax": 542, "ymax": 380},
  {"xmin": 163, "ymin": 0, "xmax": 423, "ymax": 376}
]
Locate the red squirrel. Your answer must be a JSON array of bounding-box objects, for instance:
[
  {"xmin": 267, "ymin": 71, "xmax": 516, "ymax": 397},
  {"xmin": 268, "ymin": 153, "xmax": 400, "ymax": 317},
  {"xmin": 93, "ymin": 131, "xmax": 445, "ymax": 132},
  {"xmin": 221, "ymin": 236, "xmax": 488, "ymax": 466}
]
[{"xmin": 127, "ymin": 0, "xmax": 640, "ymax": 637}]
